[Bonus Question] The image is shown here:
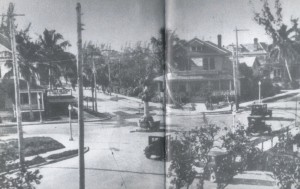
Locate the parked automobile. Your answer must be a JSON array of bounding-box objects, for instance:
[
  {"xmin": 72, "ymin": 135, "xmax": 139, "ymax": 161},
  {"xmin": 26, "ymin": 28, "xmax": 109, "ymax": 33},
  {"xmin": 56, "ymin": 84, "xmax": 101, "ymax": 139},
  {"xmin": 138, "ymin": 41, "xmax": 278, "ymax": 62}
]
[
  {"xmin": 139, "ymin": 116, "xmax": 160, "ymax": 131},
  {"xmin": 144, "ymin": 135, "xmax": 170, "ymax": 160},
  {"xmin": 250, "ymin": 104, "xmax": 272, "ymax": 117},
  {"xmin": 247, "ymin": 117, "xmax": 272, "ymax": 135}
]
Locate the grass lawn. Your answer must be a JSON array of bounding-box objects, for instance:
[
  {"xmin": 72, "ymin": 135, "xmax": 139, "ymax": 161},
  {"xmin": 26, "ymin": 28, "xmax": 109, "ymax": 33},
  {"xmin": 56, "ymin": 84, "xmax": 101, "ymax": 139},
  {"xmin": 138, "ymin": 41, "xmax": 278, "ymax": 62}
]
[{"xmin": 4, "ymin": 137, "xmax": 65, "ymax": 158}]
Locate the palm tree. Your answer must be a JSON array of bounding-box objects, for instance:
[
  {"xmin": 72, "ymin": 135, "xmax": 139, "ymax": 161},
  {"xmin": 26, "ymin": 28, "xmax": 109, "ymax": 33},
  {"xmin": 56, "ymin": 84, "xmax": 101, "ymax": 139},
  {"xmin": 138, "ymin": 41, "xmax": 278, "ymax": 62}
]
[
  {"xmin": 38, "ymin": 29, "xmax": 72, "ymax": 89},
  {"xmin": 4, "ymin": 26, "xmax": 41, "ymax": 120},
  {"xmin": 82, "ymin": 42, "xmax": 101, "ymax": 111},
  {"xmin": 254, "ymin": 0, "xmax": 300, "ymax": 83}
]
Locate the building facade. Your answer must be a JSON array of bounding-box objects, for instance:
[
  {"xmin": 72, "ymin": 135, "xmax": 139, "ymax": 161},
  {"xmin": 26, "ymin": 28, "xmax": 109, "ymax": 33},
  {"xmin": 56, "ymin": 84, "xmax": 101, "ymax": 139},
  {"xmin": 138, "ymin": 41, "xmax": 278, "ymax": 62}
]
[{"xmin": 155, "ymin": 35, "xmax": 234, "ymax": 103}]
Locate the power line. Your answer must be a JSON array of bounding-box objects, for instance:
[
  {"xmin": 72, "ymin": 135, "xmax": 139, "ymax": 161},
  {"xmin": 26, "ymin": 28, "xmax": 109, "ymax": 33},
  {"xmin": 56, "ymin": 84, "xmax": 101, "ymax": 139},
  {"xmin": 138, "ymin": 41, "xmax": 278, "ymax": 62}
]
[{"xmin": 110, "ymin": 150, "xmax": 128, "ymax": 189}]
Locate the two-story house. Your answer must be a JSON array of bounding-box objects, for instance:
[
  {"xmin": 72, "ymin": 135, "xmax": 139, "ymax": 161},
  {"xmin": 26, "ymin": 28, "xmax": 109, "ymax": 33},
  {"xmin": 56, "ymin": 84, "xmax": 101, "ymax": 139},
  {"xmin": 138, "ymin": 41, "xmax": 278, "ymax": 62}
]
[
  {"xmin": 0, "ymin": 32, "xmax": 45, "ymax": 122},
  {"xmin": 155, "ymin": 35, "xmax": 234, "ymax": 103}
]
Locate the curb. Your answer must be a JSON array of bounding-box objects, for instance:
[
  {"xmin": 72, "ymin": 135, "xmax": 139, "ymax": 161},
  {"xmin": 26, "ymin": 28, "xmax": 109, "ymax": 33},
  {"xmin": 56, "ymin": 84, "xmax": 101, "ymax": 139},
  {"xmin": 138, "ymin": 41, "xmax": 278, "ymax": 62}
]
[
  {"xmin": 1, "ymin": 147, "xmax": 90, "ymax": 175},
  {"xmin": 31, "ymin": 146, "xmax": 90, "ymax": 169},
  {"xmin": 0, "ymin": 115, "xmax": 112, "ymax": 127}
]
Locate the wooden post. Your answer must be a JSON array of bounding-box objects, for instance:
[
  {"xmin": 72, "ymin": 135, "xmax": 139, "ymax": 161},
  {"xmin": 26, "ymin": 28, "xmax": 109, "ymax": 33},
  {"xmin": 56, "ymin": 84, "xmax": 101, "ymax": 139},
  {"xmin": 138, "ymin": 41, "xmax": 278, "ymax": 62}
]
[
  {"xmin": 76, "ymin": 3, "xmax": 85, "ymax": 189},
  {"xmin": 271, "ymin": 137, "xmax": 273, "ymax": 148},
  {"xmin": 8, "ymin": 3, "xmax": 25, "ymax": 172},
  {"xmin": 92, "ymin": 58, "xmax": 97, "ymax": 112}
]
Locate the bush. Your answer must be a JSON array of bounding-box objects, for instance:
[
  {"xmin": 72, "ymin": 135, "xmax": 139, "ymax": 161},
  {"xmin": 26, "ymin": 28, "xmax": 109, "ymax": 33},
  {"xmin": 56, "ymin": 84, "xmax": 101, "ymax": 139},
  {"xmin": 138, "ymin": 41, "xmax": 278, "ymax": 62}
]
[
  {"xmin": 6, "ymin": 137, "xmax": 65, "ymax": 157},
  {"xmin": 47, "ymin": 149, "xmax": 78, "ymax": 160},
  {"xmin": 7, "ymin": 156, "xmax": 46, "ymax": 170},
  {"xmin": 26, "ymin": 156, "xmax": 46, "ymax": 166}
]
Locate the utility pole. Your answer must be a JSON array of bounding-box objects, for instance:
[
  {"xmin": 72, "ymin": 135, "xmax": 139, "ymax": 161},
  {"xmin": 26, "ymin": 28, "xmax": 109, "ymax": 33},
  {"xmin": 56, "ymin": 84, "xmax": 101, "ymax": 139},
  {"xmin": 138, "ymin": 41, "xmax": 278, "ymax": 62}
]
[
  {"xmin": 76, "ymin": 3, "xmax": 85, "ymax": 189},
  {"xmin": 92, "ymin": 55, "xmax": 97, "ymax": 112},
  {"xmin": 5, "ymin": 3, "xmax": 25, "ymax": 172},
  {"xmin": 233, "ymin": 27, "xmax": 248, "ymax": 110}
]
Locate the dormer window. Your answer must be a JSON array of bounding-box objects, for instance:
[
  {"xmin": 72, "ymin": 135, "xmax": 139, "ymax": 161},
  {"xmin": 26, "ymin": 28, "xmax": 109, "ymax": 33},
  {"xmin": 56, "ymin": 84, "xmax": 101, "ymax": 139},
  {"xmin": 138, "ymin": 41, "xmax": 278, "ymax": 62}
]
[{"xmin": 191, "ymin": 45, "xmax": 203, "ymax": 52}]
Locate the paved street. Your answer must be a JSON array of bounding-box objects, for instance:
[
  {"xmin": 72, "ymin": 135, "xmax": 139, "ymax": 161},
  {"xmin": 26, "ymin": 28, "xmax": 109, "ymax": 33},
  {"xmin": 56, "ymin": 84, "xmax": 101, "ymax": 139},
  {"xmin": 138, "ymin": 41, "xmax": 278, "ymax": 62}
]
[{"xmin": 2, "ymin": 89, "xmax": 296, "ymax": 189}]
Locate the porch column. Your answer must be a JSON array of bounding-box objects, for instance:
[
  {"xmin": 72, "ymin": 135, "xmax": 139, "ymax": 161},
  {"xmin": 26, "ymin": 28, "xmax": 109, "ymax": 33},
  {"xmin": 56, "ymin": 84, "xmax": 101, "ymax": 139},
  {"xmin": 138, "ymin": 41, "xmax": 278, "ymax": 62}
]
[
  {"xmin": 38, "ymin": 92, "xmax": 43, "ymax": 123},
  {"xmin": 186, "ymin": 82, "xmax": 192, "ymax": 96},
  {"xmin": 229, "ymin": 80, "xmax": 232, "ymax": 91}
]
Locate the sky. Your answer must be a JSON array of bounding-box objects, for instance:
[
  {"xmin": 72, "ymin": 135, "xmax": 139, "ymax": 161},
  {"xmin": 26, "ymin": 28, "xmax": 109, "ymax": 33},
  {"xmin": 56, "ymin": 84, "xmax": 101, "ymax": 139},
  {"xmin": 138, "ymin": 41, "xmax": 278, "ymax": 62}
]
[
  {"xmin": 1, "ymin": 0, "xmax": 300, "ymax": 54},
  {"xmin": 0, "ymin": 0, "xmax": 164, "ymax": 54},
  {"xmin": 167, "ymin": 0, "xmax": 300, "ymax": 47}
]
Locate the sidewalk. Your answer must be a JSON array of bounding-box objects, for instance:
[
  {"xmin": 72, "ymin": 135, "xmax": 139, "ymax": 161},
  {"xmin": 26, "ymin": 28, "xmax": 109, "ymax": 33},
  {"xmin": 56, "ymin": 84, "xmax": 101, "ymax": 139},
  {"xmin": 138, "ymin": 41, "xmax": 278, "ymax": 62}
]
[{"xmin": 0, "ymin": 110, "xmax": 112, "ymax": 128}]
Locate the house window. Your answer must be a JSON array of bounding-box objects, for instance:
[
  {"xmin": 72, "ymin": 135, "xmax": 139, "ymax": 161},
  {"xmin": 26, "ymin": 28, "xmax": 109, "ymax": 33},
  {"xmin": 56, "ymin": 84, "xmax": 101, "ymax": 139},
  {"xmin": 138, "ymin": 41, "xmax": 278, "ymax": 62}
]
[
  {"xmin": 210, "ymin": 58, "xmax": 215, "ymax": 70},
  {"xmin": 203, "ymin": 58, "xmax": 209, "ymax": 70},
  {"xmin": 274, "ymin": 69, "xmax": 282, "ymax": 78},
  {"xmin": 20, "ymin": 93, "xmax": 29, "ymax": 105},
  {"xmin": 203, "ymin": 57, "xmax": 215, "ymax": 70},
  {"xmin": 191, "ymin": 45, "xmax": 203, "ymax": 52}
]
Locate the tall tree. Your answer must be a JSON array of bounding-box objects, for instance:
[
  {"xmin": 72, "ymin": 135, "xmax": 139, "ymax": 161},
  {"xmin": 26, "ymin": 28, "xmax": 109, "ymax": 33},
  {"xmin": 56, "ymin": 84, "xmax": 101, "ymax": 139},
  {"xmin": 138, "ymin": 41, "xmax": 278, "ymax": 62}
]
[
  {"xmin": 253, "ymin": 0, "xmax": 300, "ymax": 84},
  {"xmin": 4, "ymin": 24, "xmax": 41, "ymax": 120},
  {"xmin": 38, "ymin": 29, "xmax": 74, "ymax": 89}
]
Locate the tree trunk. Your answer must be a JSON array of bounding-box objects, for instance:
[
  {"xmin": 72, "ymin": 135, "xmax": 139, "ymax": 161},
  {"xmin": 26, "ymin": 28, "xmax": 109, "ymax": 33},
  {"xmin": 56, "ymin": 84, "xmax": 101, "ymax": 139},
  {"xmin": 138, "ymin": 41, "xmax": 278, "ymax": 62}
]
[
  {"xmin": 197, "ymin": 178, "xmax": 204, "ymax": 189},
  {"xmin": 144, "ymin": 101, "xmax": 149, "ymax": 117},
  {"xmin": 27, "ymin": 81, "xmax": 34, "ymax": 121},
  {"xmin": 285, "ymin": 59, "xmax": 292, "ymax": 82},
  {"xmin": 91, "ymin": 84, "xmax": 94, "ymax": 111},
  {"xmin": 49, "ymin": 68, "xmax": 52, "ymax": 90}
]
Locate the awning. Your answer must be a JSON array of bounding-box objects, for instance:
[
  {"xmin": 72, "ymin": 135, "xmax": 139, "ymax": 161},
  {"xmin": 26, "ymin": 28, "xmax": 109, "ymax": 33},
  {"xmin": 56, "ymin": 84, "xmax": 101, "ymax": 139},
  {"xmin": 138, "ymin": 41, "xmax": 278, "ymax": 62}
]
[
  {"xmin": 47, "ymin": 97, "xmax": 76, "ymax": 103},
  {"xmin": 154, "ymin": 73, "xmax": 233, "ymax": 82}
]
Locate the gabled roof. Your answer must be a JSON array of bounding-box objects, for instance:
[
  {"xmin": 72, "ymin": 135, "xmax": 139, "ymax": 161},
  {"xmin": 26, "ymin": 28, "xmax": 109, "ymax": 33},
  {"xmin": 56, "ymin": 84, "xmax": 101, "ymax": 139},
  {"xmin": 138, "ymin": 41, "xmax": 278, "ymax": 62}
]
[
  {"xmin": 239, "ymin": 42, "xmax": 267, "ymax": 55},
  {"xmin": 188, "ymin": 37, "xmax": 232, "ymax": 55},
  {"xmin": 239, "ymin": 57, "xmax": 258, "ymax": 67},
  {"xmin": 0, "ymin": 33, "xmax": 11, "ymax": 51}
]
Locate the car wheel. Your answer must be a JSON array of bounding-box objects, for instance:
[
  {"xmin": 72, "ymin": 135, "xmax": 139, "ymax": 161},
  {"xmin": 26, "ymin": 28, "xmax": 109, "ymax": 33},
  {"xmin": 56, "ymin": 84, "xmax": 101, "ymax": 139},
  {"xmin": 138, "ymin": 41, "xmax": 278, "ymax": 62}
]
[
  {"xmin": 209, "ymin": 171, "xmax": 216, "ymax": 182},
  {"xmin": 145, "ymin": 152, "xmax": 151, "ymax": 159}
]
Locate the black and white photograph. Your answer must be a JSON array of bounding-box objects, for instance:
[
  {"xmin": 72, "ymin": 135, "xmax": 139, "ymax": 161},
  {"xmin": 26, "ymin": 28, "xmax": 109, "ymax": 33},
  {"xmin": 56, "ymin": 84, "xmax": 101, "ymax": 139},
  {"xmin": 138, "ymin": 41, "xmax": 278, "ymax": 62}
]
[{"xmin": 0, "ymin": 0, "xmax": 300, "ymax": 189}]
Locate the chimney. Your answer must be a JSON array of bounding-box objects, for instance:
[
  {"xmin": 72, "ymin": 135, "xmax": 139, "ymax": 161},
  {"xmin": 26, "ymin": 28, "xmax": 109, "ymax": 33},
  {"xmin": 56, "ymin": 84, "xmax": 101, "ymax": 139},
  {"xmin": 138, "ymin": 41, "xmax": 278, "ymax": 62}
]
[
  {"xmin": 254, "ymin": 38, "xmax": 258, "ymax": 50},
  {"xmin": 217, "ymin": 34, "xmax": 222, "ymax": 48}
]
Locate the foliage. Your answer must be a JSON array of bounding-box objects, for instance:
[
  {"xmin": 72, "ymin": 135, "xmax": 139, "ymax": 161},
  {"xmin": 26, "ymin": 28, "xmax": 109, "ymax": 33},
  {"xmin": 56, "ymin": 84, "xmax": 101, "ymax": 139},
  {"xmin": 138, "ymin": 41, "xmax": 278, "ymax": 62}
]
[
  {"xmin": 217, "ymin": 126, "xmax": 258, "ymax": 189},
  {"xmin": 168, "ymin": 124, "xmax": 220, "ymax": 189},
  {"xmin": 6, "ymin": 137, "xmax": 65, "ymax": 157},
  {"xmin": 38, "ymin": 29, "xmax": 76, "ymax": 88},
  {"xmin": 239, "ymin": 63, "xmax": 280, "ymax": 101},
  {"xmin": 253, "ymin": 0, "xmax": 300, "ymax": 83},
  {"xmin": 166, "ymin": 30, "xmax": 189, "ymax": 71},
  {"xmin": 0, "ymin": 146, "xmax": 43, "ymax": 189},
  {"xmin": 261, "ymin": 135, "xmax": 300, "ymax": 189},
  {"xmin": 168, "ymin": 136, "xmax": 196, "ymax": 189},
  {"xmin": 47, "ymin": 149, "xmax": 78, "ymax": 160}
]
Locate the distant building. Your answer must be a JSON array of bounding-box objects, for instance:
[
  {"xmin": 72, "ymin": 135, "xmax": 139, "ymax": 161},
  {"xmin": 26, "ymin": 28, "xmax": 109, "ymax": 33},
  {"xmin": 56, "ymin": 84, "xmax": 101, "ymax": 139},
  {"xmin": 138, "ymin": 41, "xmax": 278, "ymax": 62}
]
[
  {"xmin": 227, "ymin": 38, "xmax": 287, "ymax": 85},
  {"xmin": 155, "ymin": 35, "xmax": 235, "ymax": 103}
]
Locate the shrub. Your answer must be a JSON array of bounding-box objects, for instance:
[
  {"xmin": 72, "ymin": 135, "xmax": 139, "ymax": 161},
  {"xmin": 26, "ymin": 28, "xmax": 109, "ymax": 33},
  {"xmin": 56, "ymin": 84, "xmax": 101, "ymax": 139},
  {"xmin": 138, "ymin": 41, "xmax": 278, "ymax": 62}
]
[
  {"xmin": 47, "ymin": 149, "xmax": 78, "ymax": 160},
  {"xmin": 26, "ymin": 156, "xmax": 46, "ymax": 166},
  {"xmin": 6, "ymin": 137, "xmax": 65, "ymax": 157}
]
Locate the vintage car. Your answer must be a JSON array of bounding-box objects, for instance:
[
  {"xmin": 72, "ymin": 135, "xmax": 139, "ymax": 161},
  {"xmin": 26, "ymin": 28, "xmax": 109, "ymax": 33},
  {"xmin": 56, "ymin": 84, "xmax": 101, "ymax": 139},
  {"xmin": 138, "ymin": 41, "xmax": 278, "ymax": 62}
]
[
  {"xmin": 138, "ymin": 116, "xmax": 160, "ymax": 131},
  {"xmin": 247, "ymin": 117, "xmax": 272, "ymax": 135},
  {"xmin": 144, "ymin": 135, "xmax": 170, "ymax": 160},
  {"xmin": 250, "ymin": 104, "xmax": 272, "ymax": 117}
]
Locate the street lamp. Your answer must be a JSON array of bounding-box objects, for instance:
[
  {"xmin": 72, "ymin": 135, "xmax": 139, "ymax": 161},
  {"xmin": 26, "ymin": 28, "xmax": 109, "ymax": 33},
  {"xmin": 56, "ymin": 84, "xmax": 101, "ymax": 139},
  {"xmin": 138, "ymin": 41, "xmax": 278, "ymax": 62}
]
[
  {"xmin": 92, "ymin": 54, "xmax": 101, "ymax": 112},
  {"xmin": 232, "ymin": 109, "xmax": 236, "ymax": 132},
  {"xmin": 68, "ymin": 104, "xmax": 73, "ymax": 141},
  {"xmin": 258, "ymin": 81, "xmax": 261, "ymax": 103}
]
